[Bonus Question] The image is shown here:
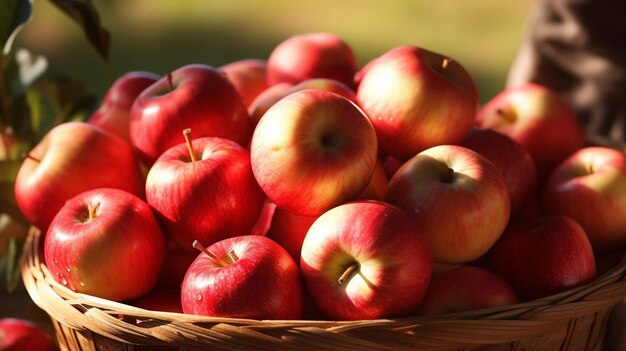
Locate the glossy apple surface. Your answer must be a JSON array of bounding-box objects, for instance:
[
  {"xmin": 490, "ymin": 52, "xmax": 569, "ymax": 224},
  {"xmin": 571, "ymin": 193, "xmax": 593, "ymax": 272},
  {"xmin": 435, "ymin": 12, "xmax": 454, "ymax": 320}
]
[
  {"xmin": 44, "ymin": 188, "xmax": 166, "ymax": 301},
  {"xmin": 219, "ymin": 58, "xmax": 268, "ymax": 108},
  {"xmin": 300, "ymin": 201, "xmax": 432, "ymax": 320},
  {"xmin": 181, "ymin": 235, "xmax": 304, "ymax": 319},
  {"xmin": 0, "ymin": 318, "xmax": 56, "ymax": 351},
  {"xmin": 385, "ymin": 145, "xmax": 510, "ymax": 264},
  {"xmin": 250, "ymin": 89, "xmax": 378, "ymax": 217},
  {"xmin": 357, "ymin": 45, "xmax": 479, "ymax": 161}
]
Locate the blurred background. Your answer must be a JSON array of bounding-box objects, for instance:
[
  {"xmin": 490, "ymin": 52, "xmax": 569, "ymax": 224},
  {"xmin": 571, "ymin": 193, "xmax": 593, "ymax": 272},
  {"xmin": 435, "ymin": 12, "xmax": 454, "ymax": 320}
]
[{"xmin": 16, "ymin": 0, "xmax": 534, "ymax": 104}]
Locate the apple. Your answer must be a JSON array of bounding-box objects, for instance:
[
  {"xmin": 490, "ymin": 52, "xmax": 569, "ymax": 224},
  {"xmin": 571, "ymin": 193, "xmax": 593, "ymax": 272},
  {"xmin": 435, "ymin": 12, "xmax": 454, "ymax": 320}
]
[
  {"xmin": 356, "ymin": 45, "xmax": 479, "ymax": 161},
  {"xmin": 127, "ymin": 289, "xmax": 183, "ymax": 313},
  {"xmin": 14, "ymin": 121, "xmax": 145, "ymax": 231},
  {"xmin": 88, "ymin": 71, "xmax": 160, "ymax": 143},
  {"xmin": 0, "ymin": 318, "xmax": 56, "ymax": 351},
  {"xmin": 219, "ymin": 58, "xmax": 268, "ymax": 107},
  {"xmin": 460, "ymin": 127, "xmax": 538, "ymax": 217},
  {"xmin": 248, "ymin": 78, "xmax": 356, "ymax": 130},
  {"xmin": 44, "ymin": 188, "xmax": 166, "ymax": 302},
  {"xmin": 385, "ymin": 144, "xmax": 510, "ymax": 264},
  {"xmin": 155, "ymin": 240, "xmax": 198, "ymax": 289},
  {"xmin": 266, "ymin": 32, "xmax": 359, "ymax": 89},
  {"xmin": 487, "ymin": 215, "xmax": 596, "ymax": 301},
  {"xmin": 541, "ymin": 146, "xmax": 626, "ymax": 254},
  {"xmin": 250, "ymin": 89, "xmax": 378, "ymax": 217},
  {"xmin": 300, "ymin": 201, "xmax": 432, "ymax": 320},
  {"xmin": 417, "ymin": 265, "xmax": 520, "ymax": 315},
  {"xmin": 129, "ymin": 64, "xmax": 250, "ymax": 166},
  {"xmin": 146, "ymin": 130, "xmax": 266, "ymax": 251},
  {"xmin": 181, "ymin": 236, "xmax": 305, "ymax": 319},
  {"xmin": 266, "ymin": 207, "xmax": 318, "ymax": 263},
  {"xmin": 248, "ymin": 198, "xmax": 277, "ymax": 237},
  {"xmin": 356, "ymin": 158, "xmax": 389, "ymax": 201},
  {"xmin": 475, "ymin": 83, "xmax": 586, "ymax": 179}
]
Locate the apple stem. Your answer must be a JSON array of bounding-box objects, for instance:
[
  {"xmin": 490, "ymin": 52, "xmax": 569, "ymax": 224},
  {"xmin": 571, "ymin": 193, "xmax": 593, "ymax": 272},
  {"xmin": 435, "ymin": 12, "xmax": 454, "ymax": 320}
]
[
  {"xmin": 183, "ymin": 128, "xmax": 197, "ymax": 163},
  {"xmin": 192, "ymin": 240, "xmax": 231, "ymax": 267},
  {"xmin": 496, "ymin": 108, "xmax": 517, "ymax": 123},
  {"xmin": 24, "ymin": 153, "xmax": 41, "ymax": 163},
  {"xmin": 88, "ymin": 202, "xmax": 101, "ymax": 221},
  {"xmin": 338, "ymin": 262, "xmax": 359, "ymax": 285},
  {"xmin": 442, "ymin": 58, "xmax": 451, "ymax": 70},
  {"xmin": 167, "ymin": 72, "xmax": 174, "ymax": 91},
  {"xmin": 227, "ymin": 250, "xmax": 239, "ymax": 263}
]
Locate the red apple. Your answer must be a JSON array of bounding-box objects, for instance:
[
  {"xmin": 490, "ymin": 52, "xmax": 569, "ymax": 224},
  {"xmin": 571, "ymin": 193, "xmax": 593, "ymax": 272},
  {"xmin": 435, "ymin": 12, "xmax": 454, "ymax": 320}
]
[
  {"xmin": 181, "ymin": 236, "xmax": 304, "ymax": 319},
  {"xmin": 127, "ymin": 289, "xmax": 183, "ymax": 313},
  {"xmin": 266, "ymin": 207, "xmax": 318, "ymax": 263},
  {"xmin": 356, "ymin": 158, "xmax": 389, "ymax": 201},
  {"xmin": 300, "ymin": 201, "xmax": 432, "ymax": 320},
  {"xmin": 219, "ymin": 58, "xmax": 268, "ymax": 107},
  {"xmin": 475, "ymin": 83, "xmax": 585, "ymax": 179},
  {"xmin": 356, "ymin": 46, "xmax": 479, "ymax": 161},
  {"xmin": 385, "ymin": 145, "xmax": 510, "ymax": 264},
  {"xmin": 266, "ymin": 32, "xmax": 359, "ymax": 89},
  {"xmin": 146, "ymin": 132, "xmax": 265, "ymax": 251},
  {"xmin": 88, "ymin": 71, "xmax": 160, "ymax": 143},
  {"xmin": 44, "ymin": 188, "xmax": 166, "ymax": 301},
  {"xmin": 541, "ymin": 146, "xmax": 626, "ymax": 254},
  {"xmin": 0, "ymin": 318, "xmax": 56, "ymax": 351},
  {"xmin": 460, "ymin": 127, "xmax": 538, "ymax": 217},
  {"xmin": 130, "ymin": 64, "xmax": 250, "ymax": 166},
  {"xmin": 417, "ymin": 265, "xmax": 520, "ymax": 315},
  {"xmin": 248, "ymin": 78, "xmax": 356, "ymax": 130},
  {"xmin": 155, "ymin": 240, "xmax": 198, "ymax": 289},
  {"xmin": 14, "ymin": 121, "xmax": 145, "ymax": 231},
  {"xmin": 487, "ymin": 215, "xmax": 596, "ymax": 301},
  {"xmin": 250, "ymin": 89, "xmax": 378, "ymax": 217},
  {"xmin": 248, "ymin": 198, "xmax": 277, "ymax": 237}
]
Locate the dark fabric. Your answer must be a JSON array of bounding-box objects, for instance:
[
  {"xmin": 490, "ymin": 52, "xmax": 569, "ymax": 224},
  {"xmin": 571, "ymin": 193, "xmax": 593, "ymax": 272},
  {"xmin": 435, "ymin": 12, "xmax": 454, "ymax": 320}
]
[{"xmin": 507, "ymin": 0, "xmax": 626, "ymax": 149}]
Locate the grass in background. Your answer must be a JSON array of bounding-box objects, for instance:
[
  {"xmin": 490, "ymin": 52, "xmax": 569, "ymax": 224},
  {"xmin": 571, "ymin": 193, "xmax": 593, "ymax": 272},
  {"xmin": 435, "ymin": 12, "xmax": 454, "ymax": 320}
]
[{"xmin": 17, "ymin": 0, "xmax": 534, "ymax": 103}]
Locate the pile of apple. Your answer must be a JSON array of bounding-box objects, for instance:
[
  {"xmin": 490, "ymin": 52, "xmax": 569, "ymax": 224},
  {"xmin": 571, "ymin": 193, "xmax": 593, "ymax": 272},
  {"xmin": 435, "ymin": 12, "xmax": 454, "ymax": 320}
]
[{"xmin": 14, "ymin": 32, "xmax": 626, "ymax": 321}]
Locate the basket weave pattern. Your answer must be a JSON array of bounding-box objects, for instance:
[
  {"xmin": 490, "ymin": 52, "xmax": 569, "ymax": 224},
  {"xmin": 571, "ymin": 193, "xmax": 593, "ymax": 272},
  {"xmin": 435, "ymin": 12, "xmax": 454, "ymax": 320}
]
[{"xmin": 21, "ymin": 227, "xmax": 626, "ymax": 351}]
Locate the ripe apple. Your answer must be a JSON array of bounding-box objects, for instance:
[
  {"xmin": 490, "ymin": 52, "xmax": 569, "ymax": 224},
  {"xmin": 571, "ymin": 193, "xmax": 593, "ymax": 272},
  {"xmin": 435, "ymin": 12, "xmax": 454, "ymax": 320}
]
[
  {"xmin": 155, "ymin": 240, "xmax": 198, "ymax": 289},
  {"xmin": 417, "ymin": 265, "xmax": 520, "ymax": 315},
  {"xmin": 266, "ymin": 207, "xmax": 318, "ymax": 263},
  {"xmin": 475, "ymin": 83, "xmax": 586, "ymax": 179},
  {"xmin": 146, "ymin": 131, "xmax": 266, "ymax": 251},
  {"xmin": 356, "ymin": 45, "xmax": 479, "ymax": 161},
  {"xmin": 385, "ymin": 145, "xmax": 510, "ymax": 264},
  {"xmin": 356, "ymin": 158, "xmax": 389, "ymax": 201},
  {"xmin": 300, "ymin": 201, "xmax": 432, "ymax": 320},
  {"xmin": 248, "ymin": 78, "xmax": 356, "ymax": 129},
  {"xmin": 250, "ymin": 89, "xmax": 378, "ymax": 217},
  {"xmin": 127, "ymin": 289, "xmax": 183, "ymax": 313},
  {"xmin": 219, "ymin": 58, "xmax": 268, "ymax": 107},
  {"xmin": 541, "ymin": 146, "xmax": 626, "ymax": 254},
  {"xmin": 487, "ymin": 215, "xmax": 596, "ymax": 301},
  {"xmin": 266, "ymin": 32, "xmax": 359, "ymax": 89},
  {"xmin": 0, "ymin": 318, "xmax": 56, "ymax": 351},
  {"xmin": 129, "ymin": 64, "xmax": 250, "ymax": 166},
  {"xmin": 44, "ymin": 188, "xmax": 166, "ymax": 302},
  {"xmin": 88, "ymin": 71, "xmax": 160, "ymax": 143},
  {"xmin": 181, "ymin": 236, "xmax": 305, "ymax": 319},
  {"xmin": 460, "ymin": 127, "xmax": 538, "ymax": 217},
  {"xmin": 14, "ymin": 121, "xmax": 145, "ymax": 231}
]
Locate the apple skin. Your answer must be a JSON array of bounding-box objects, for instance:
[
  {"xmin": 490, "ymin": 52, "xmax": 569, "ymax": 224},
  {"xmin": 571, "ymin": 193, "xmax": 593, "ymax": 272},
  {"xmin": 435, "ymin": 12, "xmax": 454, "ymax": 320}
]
[
  {"xmin": 385, "ymin": 144, "xmax": 510, "ymax": 264},
  {"xmin": 146, "ymin": 136, "xmax": 266, "ymax": 251},
  {"xmin": 460, "ymin": 127, "xmax": 538, "ymax": 218},
  {"xmin": 219, "ymin": 58, "xmax": 268, "ymax": 108},
  {"xmin": 266, "ymin": 32, "xmax": 359, "ymax": 89},
  {"xmin": 88, "ymin": 71, "xmax": 160, "ymax": 144},
  {"xmin": 127, "ymin": 289, "xmax": 183, "ymax": 313},
  {"xmin": 475, "ymin": 83, "xmax": 585, "ymax": 180},
  {"xmin": 248, "ymin": 78, "xmax": 356, "ymax": 130},
  {"xmin": 14, "ymin": 121, "xmax": 145, "ymax": 232},
  {"xmin": 44, "ymin": 188, "xmax": 166, "ymax": 302},
  {"xmin": 356, "ymin": 46, "xmax": 479, "ymax": 161},
  {"xmin": 300, "ymin": 201, "xmax": 433, "ymax": 321},
  {"xmin": 356, "ymin": 158, "xmax": 389, "ymax": 201},
  {"xmin": 487, "ymin": 215, "xmax": 596, "ymax": 301},
  {"xmin": 266, "ymin": 207, "xmax": 318, "ymax": 263},
  {"xmin": 155, "ymin": 240, "xmax": 198, "ymax": 289},
  {"xmin": 541, "ymin": 146, "xmax": 626, "ymax": 254},
  {"xmin": 250, "ymin": 89, "xmax": 378, "ymax": 217},
  {"xmin": 129, "ymin": 64, "xmax": 250, "ymax": 166},
  {"xmin": 181, "ymin": 235, "xmax": 305, "ymax": 319},
  {"xmin": 417, "ymin": 265, "xmax": 520, "ymax": 315},
  {"xmin": 0, "ymin": 318, "xmax": 56, "ymax": 351}
]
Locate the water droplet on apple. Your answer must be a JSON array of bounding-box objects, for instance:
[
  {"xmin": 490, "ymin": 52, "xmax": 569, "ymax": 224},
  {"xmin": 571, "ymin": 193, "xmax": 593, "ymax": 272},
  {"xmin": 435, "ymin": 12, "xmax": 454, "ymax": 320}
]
[
  {"xmin": 79, "ymin": 282, "xmax": 85, "ymax": 287},
  {"xmin": 66, "ymin": 267, "xmax": 71, "ymax": 273},
  {"xmin": 196, "ymin": 294, "xmax": 203, "ymax": 302}
]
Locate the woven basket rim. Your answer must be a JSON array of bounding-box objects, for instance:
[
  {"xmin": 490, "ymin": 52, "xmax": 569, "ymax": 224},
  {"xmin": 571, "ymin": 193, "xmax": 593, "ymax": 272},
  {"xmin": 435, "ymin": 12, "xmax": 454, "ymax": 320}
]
[{"xmin": 21, "ymin": 226, "xmax": 626, "ymax": 350}]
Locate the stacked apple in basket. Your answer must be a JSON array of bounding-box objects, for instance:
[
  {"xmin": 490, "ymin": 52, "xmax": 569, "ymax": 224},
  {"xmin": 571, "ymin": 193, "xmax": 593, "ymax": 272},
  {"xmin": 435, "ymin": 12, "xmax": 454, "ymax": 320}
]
[{"xmin": 14, "ymin": 32, "xmax": 626, "ymax": 321}]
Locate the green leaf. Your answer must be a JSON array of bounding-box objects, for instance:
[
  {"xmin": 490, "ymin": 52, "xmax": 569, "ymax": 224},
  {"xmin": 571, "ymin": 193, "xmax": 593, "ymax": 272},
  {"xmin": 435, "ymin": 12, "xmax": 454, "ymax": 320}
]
[
  {"xmin": 48, "ymin": 0, "xmax": 110, "ymax": 61},
  {"xmin": 0, "ymin": 0, "xmax": 33, "ymax": 56}
]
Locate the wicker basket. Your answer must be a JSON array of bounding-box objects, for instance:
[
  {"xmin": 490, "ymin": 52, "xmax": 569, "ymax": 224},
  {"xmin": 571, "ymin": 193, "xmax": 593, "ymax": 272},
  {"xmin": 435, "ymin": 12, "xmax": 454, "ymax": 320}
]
[{"xmin": 20, "ymin": 226, "xmax": 626, "ymax": 351}]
